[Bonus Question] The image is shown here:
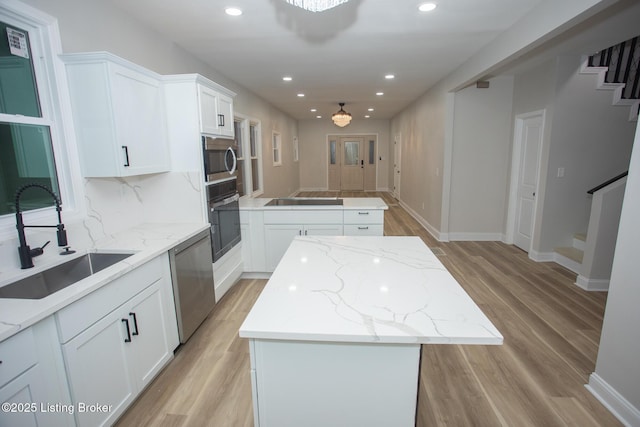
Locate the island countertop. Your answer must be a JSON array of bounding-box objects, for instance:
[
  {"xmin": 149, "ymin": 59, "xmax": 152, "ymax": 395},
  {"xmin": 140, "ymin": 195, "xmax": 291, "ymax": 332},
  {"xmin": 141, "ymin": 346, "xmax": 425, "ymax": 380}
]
[
  {"xmin": 239, "ymin": 197, "xmax": 388, "ymax": 210},
  {"xmin": 239, "ymin": 236, "xmax": 503, "ymax": 345}
]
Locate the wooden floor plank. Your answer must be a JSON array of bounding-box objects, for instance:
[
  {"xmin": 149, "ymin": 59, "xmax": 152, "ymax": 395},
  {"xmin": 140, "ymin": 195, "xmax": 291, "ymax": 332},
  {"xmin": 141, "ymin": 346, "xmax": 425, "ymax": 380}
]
[{"xmin": 115, "ymin": 191, "xmax": 621, "ymax": 427}]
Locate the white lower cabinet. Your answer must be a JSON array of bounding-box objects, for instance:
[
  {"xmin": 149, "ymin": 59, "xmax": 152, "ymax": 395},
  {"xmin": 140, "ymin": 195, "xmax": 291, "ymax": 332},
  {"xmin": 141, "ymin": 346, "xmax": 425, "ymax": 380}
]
[
  {"xmin": 264, "ymin": 224, "xmax": 343, "ymax": 271},
  {"xmin": 58, "ymin": 255, "xmax": 177, "ymax": 427},
  {"xmin": 0, "ymin": 318, "xmax": 74, "ymax": 427}
]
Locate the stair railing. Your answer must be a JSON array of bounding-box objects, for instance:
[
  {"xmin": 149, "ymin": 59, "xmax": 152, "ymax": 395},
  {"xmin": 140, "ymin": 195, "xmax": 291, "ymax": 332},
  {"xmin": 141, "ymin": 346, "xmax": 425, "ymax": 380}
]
[
  {"xmin": 588, "ymin": 36, "xmax": 639, "ymax": 100},
  {"xmin": 587, "ymin": 171, "xmax": 629, "ymax": 195}
]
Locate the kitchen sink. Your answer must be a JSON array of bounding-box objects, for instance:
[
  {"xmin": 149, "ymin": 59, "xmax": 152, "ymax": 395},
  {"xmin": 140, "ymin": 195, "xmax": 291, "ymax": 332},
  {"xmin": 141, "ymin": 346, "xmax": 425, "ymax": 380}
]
[
  {"xmin": 265, "ymin": 198, "xmax": 343, "ymax": 206},
  {"xmin": 0, "ymin": 252, "xmax": 133, "ymax": 299}
]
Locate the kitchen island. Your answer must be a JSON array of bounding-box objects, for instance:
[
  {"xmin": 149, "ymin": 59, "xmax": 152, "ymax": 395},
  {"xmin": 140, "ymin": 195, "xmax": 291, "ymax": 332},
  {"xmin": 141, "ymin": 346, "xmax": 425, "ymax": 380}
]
[{"xmin": 239, "ymin": 236, "xmax": 503, "ymax": 427}]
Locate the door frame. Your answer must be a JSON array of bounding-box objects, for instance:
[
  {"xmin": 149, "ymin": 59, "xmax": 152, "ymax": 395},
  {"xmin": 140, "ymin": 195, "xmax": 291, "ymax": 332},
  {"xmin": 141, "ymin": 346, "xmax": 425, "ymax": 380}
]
[
  {"xmin": 505, "ymin": 109, "xmax": 546, "ymax": 253},
  {"xmin": 326, "ymin": 133, "xmax": 379, "ymax": 191},
  {"xmin": 393, "ymin": 133, "xmax": 401, "ymax": 199}
]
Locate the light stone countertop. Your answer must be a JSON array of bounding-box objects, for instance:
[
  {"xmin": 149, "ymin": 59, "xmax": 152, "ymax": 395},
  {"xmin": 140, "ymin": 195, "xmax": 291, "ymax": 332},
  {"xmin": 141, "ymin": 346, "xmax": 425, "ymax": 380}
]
[
  {"xmin": 239, "ymin": 197, "xmax": 388, "ymax": 210},
  {"xmin": 240, "ymin": 236, "xmax": 503, "ymax": 345},
  {"xmin": 0, "ymin": 222, "xmax": 209, "ymax": 342}
]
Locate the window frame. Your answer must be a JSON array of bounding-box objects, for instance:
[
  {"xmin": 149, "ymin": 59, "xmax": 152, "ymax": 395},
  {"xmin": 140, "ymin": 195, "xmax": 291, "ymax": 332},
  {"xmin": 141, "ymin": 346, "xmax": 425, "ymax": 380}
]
[
  {"xmin": 234, "ymin": 112, "xmax": 263, "ymax": 198},
  {"xmin": 272, "ymin": 131, "xmax": 282, "ymax": 167},
  {"xmin": 0, "ymin": 1, "xmax": 84, "ymax": 239}
]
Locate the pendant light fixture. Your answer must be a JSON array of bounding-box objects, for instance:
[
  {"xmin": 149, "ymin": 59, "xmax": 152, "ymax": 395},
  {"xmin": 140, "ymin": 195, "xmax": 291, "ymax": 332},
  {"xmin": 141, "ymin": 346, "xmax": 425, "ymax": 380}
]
[
  {"xmin": 332, "ymin": 103, "xmax": 352, "ymax": 127},
  {"xmin": 283, "ymin": 0, "xmax": 349, "ymax": 12}
]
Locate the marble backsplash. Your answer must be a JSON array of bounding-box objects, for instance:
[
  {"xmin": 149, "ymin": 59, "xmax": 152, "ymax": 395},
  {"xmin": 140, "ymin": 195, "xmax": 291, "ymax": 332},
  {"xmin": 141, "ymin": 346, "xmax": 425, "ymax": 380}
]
[{"xmin": 0, "ymin": 171, "xmax": 205, "ymax": 277}]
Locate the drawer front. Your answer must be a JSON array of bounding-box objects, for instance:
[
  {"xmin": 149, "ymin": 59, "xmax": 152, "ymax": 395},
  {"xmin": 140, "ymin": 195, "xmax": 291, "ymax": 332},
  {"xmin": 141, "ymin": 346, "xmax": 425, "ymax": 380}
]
[
  {"xmin": 56, "ymin": 255, "xmax": 165, "ymax": 343},
  {"xmin": 263, "ymin": 210, "xmax": 343, "ymax": 225},
  {"xmin": 0, "ymin": 328, "xmax": 37, "ymax": 387},
  {"xmin": 343, "ymin": 210, "xmax": 384, "ymax": 224},
  {"xmin": 343, "ymin": 224, "xmax": 384, "ymax": 236},
  {"xmin": 240, "ymin": 210, "xmax": 250, "ymax": 223}
]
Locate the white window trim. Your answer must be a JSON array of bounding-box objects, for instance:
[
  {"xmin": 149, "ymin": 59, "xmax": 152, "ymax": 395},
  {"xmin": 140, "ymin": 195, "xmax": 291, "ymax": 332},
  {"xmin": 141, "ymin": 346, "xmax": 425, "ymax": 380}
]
[
  {"xmin": 0, "ymin": 0, "xmax": 85, "ymax": 240},
  {"xmin": 272, "ymin": 131, "xmax": 282, "ymax": 167},
  {"xmin": 234, "ymin": 112, "xmax": 264, "ymax": 198}
]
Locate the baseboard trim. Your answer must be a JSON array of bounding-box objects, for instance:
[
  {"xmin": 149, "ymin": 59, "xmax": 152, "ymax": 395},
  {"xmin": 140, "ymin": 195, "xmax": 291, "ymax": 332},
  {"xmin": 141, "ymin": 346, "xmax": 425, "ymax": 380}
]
[
  {"xmin": 586, "ymin": 373, "xmax": 640, "ymax": 427},
  {"xmin": 576, "ymin": 275, "xmax": 610, "ymax": 291},
  {"xmin": 397, "ymin": 200, "xmax": 444, "ymax": 241},
  {"xmin": 241, "ymin": 272, "xmax": 271, "ymax": 280},
  {"xmin": 447, "ymin": 232, "xmax": 503, "ymax": 241},
  {"xmin": 529, "ymin": 250, "xmax": 555, "ymax": 262}
]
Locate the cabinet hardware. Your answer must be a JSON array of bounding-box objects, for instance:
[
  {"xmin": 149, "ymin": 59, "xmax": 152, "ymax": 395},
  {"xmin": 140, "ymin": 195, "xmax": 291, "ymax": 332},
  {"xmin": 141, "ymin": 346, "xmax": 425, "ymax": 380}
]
[
  {"xmin": 299, "ymin": 230, "xmax": 302, "ymax": 235},
  {"xmin": 122, "ymin": 146, "xmax": 130, "ymax": 167},
  {"xmin": 122, "ymin": 318, "xmax": 132, "ymax": 343},
  {"xmin": 358, "ymin": 227, "xmax": 369, "ymax": 230},
  {"xmin": 358, "ymin": 212, "xmax": 370, "ymax": 215},
  {"xmin": 218, "ymin": 114, "xmax": 225, "ymax": 127},
  {"xmin": 129, "ymin": 312, "xmax": 139, "ymax": 336},
  {"xmin": 304, "ymin": 230, "xmax": 308, "ymax": 235}
]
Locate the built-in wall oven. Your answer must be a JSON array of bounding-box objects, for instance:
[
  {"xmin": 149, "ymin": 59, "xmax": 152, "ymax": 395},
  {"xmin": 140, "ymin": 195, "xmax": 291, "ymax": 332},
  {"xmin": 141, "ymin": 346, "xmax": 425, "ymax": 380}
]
[
  {"xmin": 207, "ymin": 178, "xmax": 241, "ymax": 262},
  {"xmin": 203, "ymin": 136, "xmax": 238, "ymax": 182}
]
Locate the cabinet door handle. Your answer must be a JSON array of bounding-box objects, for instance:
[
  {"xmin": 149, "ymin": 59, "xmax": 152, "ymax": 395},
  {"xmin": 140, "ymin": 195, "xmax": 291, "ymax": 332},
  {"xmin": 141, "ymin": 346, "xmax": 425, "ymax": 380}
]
[
  {"xmin": 129, "ymin": 312, "xmax": 139, "ymax": 336},
  {"xmin": 122, "ymin": 319, "xmax": 132, "ymax": 343},
  {"xmin": 218, "ymin": 114, "xmax": 225, "ymax": 127},
  {"xmin": 358, "ymin": 212, "xmax": 370, "ymax": 215},
  {"xmin": 299, "ymin": 229, "xmax": 302, "ymax": 235},
  {"xmin": 122, "ymin": 146, "xmax": 130, "ymax": 167},
  {"xmin": 358, "ymin": 226, "xmax": 369, "ymax": 230},
  {"xmin": 304, "ymin": 230, "xmax": 308, "ymax": 235}
]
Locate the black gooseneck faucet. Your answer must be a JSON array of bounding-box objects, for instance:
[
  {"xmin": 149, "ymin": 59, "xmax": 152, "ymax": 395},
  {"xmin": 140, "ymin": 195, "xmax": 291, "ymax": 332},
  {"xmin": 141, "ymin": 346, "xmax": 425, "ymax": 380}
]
[{"xmin": 15, "ymin": 184, "xmax": 73, "ymax": 269}]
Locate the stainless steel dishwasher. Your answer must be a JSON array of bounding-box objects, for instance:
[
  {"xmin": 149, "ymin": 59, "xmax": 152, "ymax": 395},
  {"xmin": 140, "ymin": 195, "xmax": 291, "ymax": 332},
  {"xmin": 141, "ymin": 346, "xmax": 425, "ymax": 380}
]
[{"xmin": 169, "ymin": 230, "xmax": 216, "ymax": 344}]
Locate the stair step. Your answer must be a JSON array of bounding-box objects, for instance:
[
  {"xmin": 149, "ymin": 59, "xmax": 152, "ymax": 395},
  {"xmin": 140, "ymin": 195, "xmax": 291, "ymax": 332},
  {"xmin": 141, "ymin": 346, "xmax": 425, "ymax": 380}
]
[
  {"xmin": 573, "ymin": 233, "xmax": 586, "ymax": 242},
  {"xmin": 555, "ymin": 246, "xmax": 584, "ymax": 263}
]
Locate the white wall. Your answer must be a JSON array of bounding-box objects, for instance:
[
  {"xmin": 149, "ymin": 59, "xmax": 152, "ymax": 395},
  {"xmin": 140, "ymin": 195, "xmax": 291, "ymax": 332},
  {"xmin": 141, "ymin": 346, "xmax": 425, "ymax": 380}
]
[
  {"xmin": 448, "ymin": 76, "xmax": 514, "ymax": 240},
  {"xmin": 588, "ymin": 119, "xmax": 640, "ymax": 426},
  {"xmin": 536, "ymin": 55, "xmax": 635, "ymax": 253},
  {"xmin": 298, "ymin": 119, "xmax": 390, "ymax": 191},
  {"xmin": 390, "ymin": 84, "xmax": 448, "ymax": 233}
]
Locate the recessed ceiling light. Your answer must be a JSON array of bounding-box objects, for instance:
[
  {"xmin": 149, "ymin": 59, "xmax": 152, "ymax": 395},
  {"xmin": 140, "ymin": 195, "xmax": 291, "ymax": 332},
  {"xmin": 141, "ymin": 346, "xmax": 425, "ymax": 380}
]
[
  {"xmin": 316, "ymin": 115, "xmax": 322, "ymax": 119},
  {"xmin": 297, "ymin": 93, "xmax": 305, "ymax": 97},
  {"xmin": 310, "ymin": 108, "xmax": 317, "ymax": 112},
  {"xmin": 225, "ymin": 7, "xmax": 242, "ymax": 16},
  {"xmin": 418, "ymin": 3, "xmax": 437, "ymax": 12},
  {"xmin": 385, "ymin": 74, "xmax": 395, "ymax": 80},
  {"xmin": 282, "ymin": 76, "xmax": 292, "ymax": 81},
  {"xmin": 365, "ymin": 115, "xmax": 371, "ymax": 118},
  {"xmin": 376, "ymin": 92, "xmax": 384, "ymax": 96},
  {"xmin": 368, "ymin": 108, "xmax": 374, "ymax": 112}
]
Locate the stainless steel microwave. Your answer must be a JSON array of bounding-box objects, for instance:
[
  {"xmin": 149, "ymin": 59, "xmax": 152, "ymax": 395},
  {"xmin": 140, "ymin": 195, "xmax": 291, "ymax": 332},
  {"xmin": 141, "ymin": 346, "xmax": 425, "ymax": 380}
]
[{"xmin": 203, "ymin": 136, "xmax": 238, "ymax": 182}]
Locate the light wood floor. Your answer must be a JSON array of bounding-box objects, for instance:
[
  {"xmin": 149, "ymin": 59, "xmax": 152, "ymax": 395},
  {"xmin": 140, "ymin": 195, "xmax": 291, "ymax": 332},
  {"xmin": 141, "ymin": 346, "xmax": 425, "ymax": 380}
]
[{"xmin": 116, "ymin": 191, "xmax": 621, "ymax": 427}]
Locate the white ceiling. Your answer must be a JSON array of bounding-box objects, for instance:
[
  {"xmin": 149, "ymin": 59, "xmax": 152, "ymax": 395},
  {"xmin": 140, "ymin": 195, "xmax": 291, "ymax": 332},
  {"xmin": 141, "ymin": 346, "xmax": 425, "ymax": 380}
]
[{"xmin": 110, "ymin": 0, "xmax": 546, "ymax": 120}]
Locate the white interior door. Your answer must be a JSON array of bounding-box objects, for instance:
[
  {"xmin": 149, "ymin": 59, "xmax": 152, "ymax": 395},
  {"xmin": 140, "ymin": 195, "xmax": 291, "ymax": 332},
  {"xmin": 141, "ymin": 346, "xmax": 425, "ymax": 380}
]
[
  {"xmin": 514, "ymin": 114, "xmax": 543, "ymax": 251},
  {"xmin": 393, "ymin": 134, "xmax": 401, "ymax": 199}
]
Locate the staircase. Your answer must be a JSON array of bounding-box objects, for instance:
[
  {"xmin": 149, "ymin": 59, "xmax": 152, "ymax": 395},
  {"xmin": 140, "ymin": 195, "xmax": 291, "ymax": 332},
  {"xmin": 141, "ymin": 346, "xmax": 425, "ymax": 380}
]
[
  {"xmin": 580, "ymin": 36, "xmax": 640, "ymax": 121},
  {"xmin": 555, "ymin": 233, "xmax": 586, "ymax": 274},
  {"xmin": 553, "ymin": 175, "xmax": 627, "ymax": 291}
]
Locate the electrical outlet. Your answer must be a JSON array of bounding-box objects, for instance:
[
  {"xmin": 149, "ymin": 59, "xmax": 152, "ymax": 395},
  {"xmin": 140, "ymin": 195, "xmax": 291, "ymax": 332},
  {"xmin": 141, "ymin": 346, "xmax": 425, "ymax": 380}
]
[{"xmin": 557, "ymin": 167, "xmax": 565, "ymax": 178}]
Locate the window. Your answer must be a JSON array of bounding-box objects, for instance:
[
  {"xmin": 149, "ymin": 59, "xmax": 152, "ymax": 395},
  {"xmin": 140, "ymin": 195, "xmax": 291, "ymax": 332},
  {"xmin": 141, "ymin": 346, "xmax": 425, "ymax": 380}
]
[
  {"xmin": 234, "ymin": 119, "xmax": 245, "ymax": 196},
  {"xmin": 272, "ymin": 131, "xmax": 282, "ymax": 166},
  {"xmin": 0, "ymin": 4, "xmax": 79, "ymax": 237},
  {"xmin": 293, "ymin": 136, "xmax": 299, "ymax": 162},
  {"xmin": 233, "ymin": 114, "xmax": 263, "ymax": 197},
  {"xmin": 0, "ymin": 21, "xmax": 59, "ymax": 216}
]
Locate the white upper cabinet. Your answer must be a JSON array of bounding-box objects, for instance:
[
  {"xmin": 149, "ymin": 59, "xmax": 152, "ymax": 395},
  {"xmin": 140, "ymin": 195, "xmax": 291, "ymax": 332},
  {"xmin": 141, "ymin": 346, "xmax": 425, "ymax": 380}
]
[
  {"xmin": 198, "ymin": 82, "xmax": 235, "ymax": 138},
  {"xmin": 62, "ymin": 52, "xmax": 170, "ymax": 177}
]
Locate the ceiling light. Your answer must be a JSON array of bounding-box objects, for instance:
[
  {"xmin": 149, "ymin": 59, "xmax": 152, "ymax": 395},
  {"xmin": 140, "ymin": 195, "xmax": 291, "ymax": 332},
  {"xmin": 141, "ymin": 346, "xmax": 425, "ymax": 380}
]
[
  {"xmin": 310, "ymin": 108, "xmax": 317, "ymax": 112},
  {"xmin": 283, "ymin": 0, "xmax": 349, "ymax": 12},
  {"xmin": 365, "ymin": 115, "xmax": 370, "ymax": 118},
  {"xmin": 385, "ymin": 74, "xmax": 395, "ymax": 80},
  {"xmin": 368, "ymin": 108, "xmax": 374, "ymax": 112},
  {"xmin": 282, "ymin": 76, "xmax": 293, "ymax": 81},
  {"xmin": 297, "ymin": 93, "xmax": 305, "ymax": 97},
  {"xmin": 225, "ymin": 7, "xmax": 242, "ymax": 16},
  {"xmin": 376, "ymin": 92, "xmax": 384, "ymax": 96},
  {"xmin": 418, "ymin": 2, "xmax": 437, "ymax": 12},
  {"xmin": 332, "ymin": 103, "xmax": 352, "ymax": 127},
  {"xmin": 316, "ymin": 115, "xmax": 322, "ymax": 118}
]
